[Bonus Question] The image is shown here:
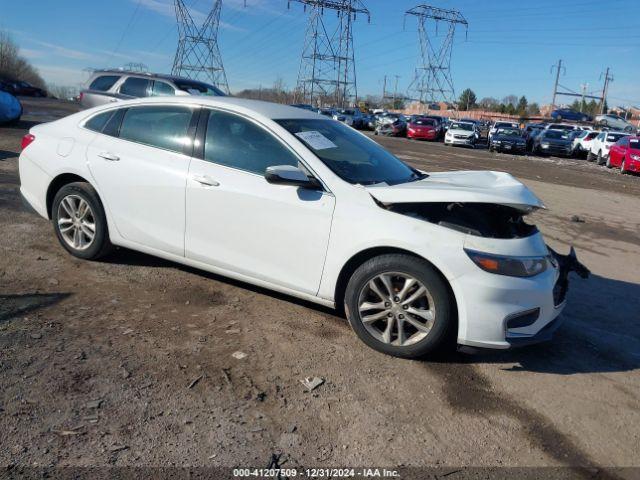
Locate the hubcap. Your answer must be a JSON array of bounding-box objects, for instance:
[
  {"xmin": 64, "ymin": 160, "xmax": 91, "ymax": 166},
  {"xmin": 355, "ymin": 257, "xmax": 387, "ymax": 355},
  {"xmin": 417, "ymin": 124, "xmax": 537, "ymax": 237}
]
[
  {"xmin": 57, "ymin": 195, "xmax": 96, "ymax": 251},
  {"xmin": 357, "ymin": 272, "xmax": 436, "ymax": 347}
]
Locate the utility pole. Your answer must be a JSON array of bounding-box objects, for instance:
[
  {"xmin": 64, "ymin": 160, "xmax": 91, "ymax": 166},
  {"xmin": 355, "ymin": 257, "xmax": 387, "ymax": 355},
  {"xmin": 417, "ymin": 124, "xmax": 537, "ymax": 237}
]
[
  {"xmin": 405, "ymin": 5, "xmax": 468, "ymax": 107},
  {"xmin": 550, "ymin": 59, "xmax": 564, "ymax": 109},
  {"xmin": 382, "ymin": 75, "xmax": 387, "ymax": 100},
  {"xmin": 290, "ymin": 0, "xmax": 370, "ymax": 108},
  {"xmin": 599, "ymin": 67, "xmax": 613, "ymax": 114},
  {"xmin": 580, "ymin": 83, "xmax": 588, "ymax": 112},
  {"xmin": 172, "ymin": 0, "xmax": 230, "ymax": 94},
  {"xmin": 393, "ymin": 74, "xmax": 400, "ymax": 108}
]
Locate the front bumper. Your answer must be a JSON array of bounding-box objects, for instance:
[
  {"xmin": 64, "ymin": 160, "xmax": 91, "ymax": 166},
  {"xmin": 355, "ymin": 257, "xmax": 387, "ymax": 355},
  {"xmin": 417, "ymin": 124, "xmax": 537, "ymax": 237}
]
[
  {"xmin": 492, "ymin": 142, "xmax": 526, "ymax": 153},
  {"xmin": 445, "ymin": 136, "xmax": 475, "ymax": 146},
  {"xmin": 625, "ymin": 156, "xmax": 640, "ymax": 172},
  {"xmin": 408, "ymin": 129, "xmax": 437, "ymax": 140},
  {"xmin": 540, "ymin": 144, "xmax": 572, "ymax": 156},
  {"xmin": 454, "ymin": 245, "xmax": 589, "ymax": 350}
]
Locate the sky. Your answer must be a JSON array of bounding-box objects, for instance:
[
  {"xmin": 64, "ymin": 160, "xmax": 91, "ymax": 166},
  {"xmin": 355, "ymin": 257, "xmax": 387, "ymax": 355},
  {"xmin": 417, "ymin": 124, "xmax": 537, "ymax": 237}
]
[{"xmin": 1, "ymin": 0, "xmax": 639, "ymax": 106}]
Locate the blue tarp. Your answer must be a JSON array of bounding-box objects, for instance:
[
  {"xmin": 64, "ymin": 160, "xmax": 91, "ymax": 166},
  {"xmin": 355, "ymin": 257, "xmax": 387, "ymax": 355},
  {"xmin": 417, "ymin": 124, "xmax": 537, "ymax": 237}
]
[{"xmin": 0, "ymin": 91, "xmax": 22, "ymax": 123}]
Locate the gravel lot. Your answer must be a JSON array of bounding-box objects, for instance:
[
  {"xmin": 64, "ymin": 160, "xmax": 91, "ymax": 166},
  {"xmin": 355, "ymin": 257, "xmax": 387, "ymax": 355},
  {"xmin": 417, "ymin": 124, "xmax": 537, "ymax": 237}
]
[{"xmin": 1, "ymin": 99, "xmax": 639, "ymax": 478}]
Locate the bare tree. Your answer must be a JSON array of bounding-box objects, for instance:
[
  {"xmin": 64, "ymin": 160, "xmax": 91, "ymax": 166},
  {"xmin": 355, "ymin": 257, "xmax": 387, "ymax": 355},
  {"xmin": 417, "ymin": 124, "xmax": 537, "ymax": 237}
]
[{"xmin": 0, "ymin": 31, "xmax": 45, "ymax": 89}]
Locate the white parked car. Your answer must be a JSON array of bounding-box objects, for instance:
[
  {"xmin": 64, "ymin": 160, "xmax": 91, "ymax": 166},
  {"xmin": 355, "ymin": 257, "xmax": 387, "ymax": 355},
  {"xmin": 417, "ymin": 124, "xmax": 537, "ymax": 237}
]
[
  {"xmin": 587, "ymin": 130, "xmax": 631, "ymax": 164},
  {"xmin": 571, "ymin": 130, "xmax": 599, "ymax": 157},
  {"xmin": 19, "ymin": 97, "xmax": 588, "ymax": 358},
  {"xmin": 445, "ymin": 121, "xmax": 478, "ymax": 147},
  {"xmin": 595, "ymin": 114, "xmax": 635, "ymax": 133}
]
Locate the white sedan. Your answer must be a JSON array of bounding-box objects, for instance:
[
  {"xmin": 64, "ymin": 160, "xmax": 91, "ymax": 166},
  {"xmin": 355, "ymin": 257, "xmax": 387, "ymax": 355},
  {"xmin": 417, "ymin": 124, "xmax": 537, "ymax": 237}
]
[{"xmin": 19, "ymin": 97, "xmax": 588, "ymax": 358}]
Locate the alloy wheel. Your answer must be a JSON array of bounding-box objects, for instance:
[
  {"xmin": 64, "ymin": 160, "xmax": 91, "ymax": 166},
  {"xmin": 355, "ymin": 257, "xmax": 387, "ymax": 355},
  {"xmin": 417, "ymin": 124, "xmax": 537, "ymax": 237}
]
[
  {"xmin": 357, "ymin": 272, "xmax": 436, "ymax": 347},
  {"xmin": 57, "ymin": 195, "xmax": 96, "ymax": 251}
]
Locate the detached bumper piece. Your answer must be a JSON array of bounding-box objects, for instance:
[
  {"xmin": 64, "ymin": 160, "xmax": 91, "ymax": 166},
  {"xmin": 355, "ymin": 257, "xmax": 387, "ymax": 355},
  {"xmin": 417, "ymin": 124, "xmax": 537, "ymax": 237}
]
[{"xmin": 549, "ymin": 246, "xmax": 590, "ymax": 307}]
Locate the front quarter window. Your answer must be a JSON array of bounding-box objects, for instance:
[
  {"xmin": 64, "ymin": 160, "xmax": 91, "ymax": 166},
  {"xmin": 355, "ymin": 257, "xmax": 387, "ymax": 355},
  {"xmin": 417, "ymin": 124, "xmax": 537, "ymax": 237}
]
[{"xmin": 276, "ymin": 118, "xmax": 421, "ymax": 185}]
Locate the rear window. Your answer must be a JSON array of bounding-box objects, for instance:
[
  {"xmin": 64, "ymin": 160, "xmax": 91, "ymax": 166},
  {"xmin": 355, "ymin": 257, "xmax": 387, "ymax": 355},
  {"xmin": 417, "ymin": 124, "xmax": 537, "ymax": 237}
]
[
  {"xmin": 84, "ymin": 111, "xmax": 114, "ymax": 132},
  {"xmin": 630, "ymin": 139, "xmax": 639, "ymax": 150},
  {"xmin": 89, "ymin": 75, "xmax": 120, "ymax": 92},
  {"xmin": 606, "ymin": 133, "xmax": 628, "ymax": 143}
]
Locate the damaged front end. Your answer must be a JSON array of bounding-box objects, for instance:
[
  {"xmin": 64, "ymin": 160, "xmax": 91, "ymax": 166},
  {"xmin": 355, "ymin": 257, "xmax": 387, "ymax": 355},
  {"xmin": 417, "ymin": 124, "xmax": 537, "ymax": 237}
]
[{"xmin": 381, "ymin": 201, "xmax": 538, "ymax": 239}]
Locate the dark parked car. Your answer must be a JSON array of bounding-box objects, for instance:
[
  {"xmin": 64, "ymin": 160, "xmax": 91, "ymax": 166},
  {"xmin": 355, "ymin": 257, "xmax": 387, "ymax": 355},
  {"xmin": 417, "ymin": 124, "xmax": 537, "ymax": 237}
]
[
  {"xmin": 488, "ymin": 127, "xmax": 527, "ymax": 154},
  {"xmin": 551, "ymin": 109, "xmax": 592, "ymax": 122},
  {"xmin": 533, "ymin": 129, "xmax": 573, "ymax": 156},
  {"xmin": 524, "ymin": 123, "xmax": 546, "ymax": 152},
  {"xmin": 4, "ymin": 80, "xmax": 47, "ymax": 97}
]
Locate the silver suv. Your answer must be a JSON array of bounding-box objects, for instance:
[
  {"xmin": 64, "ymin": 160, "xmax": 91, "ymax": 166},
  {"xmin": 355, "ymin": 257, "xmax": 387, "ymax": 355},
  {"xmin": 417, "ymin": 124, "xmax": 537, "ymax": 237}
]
[{"xmin": 79, "ymin": 70, "xmax": 226, "ymax": 109}]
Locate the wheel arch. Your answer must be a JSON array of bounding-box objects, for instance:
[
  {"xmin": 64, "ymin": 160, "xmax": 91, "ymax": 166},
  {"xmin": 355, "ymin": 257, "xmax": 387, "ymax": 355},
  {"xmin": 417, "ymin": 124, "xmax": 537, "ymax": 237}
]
[
  {"xmin": 333, "ymin": 246, "xmax": 458, "ymax": 322},
  {"xmin": 46, "ymin": 173, "xmax": 93, "ymax": 219}
]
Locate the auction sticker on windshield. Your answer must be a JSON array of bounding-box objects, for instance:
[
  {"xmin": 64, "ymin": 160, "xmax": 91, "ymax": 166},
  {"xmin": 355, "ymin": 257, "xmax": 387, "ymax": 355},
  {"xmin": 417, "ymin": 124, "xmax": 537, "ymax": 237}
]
[{"xmin": 295, "ymin": 131, "xmax": 337, "ymax": 150}]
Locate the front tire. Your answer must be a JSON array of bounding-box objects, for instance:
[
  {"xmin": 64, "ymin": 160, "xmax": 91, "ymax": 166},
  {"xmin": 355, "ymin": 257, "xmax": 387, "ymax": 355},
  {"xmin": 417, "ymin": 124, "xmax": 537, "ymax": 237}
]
[
  {"xmin": 52, "ymin": 182, "xmax": 113, "ymax": 260},
  {"xmin": 621, "ymin": 158, "xmax": 628, "ymax": 174},
  {"xmin": 596, "ymin": 150, "xmax": 604, "ymax": 165},
  {"xmin": 344, "ymin": 254, "xmax": 455, "ymax": 359}
]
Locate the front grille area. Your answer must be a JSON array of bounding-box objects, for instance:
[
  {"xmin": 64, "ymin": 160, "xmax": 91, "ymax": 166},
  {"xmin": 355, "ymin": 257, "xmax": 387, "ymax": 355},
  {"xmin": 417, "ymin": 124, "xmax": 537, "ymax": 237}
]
[{"xmin": 454, "ymin": 134, "xmax": 470, "ymax": 140}]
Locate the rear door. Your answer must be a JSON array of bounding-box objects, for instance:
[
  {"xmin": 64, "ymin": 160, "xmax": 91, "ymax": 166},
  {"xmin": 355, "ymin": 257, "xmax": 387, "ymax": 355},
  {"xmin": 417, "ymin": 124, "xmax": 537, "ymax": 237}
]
[
  {"xmin": 86, "ymin": 104, "xmax": 197, "ymax": 255},
  {"xmin": 184, "ymin": 109, "xmax": 335, "ymax": 295}
]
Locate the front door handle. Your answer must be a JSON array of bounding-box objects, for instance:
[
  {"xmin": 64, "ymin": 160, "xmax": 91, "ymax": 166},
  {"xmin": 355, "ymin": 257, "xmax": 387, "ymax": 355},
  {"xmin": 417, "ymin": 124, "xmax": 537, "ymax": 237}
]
[
  {"xmin": 192, "ymin": 174, "xmax": 220, "ymax": 187},
  {"xmin": 98, "ymin": 151, "xmax": 120, "ymax": 161}
]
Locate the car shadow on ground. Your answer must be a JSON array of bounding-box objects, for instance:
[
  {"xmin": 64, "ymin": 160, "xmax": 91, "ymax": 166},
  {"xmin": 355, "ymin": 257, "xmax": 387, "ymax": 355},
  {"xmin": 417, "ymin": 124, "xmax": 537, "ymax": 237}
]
[
  {"xmin": 105, "ymin": 247, "xmax": 338, "ymax": 316},
  {"xmin": 0, "ymin": 292, "xmax": 72, "ymax": 324},
  {"xmin": 0, "ymin": 150, "xmax": 18, "ymax": 161}
]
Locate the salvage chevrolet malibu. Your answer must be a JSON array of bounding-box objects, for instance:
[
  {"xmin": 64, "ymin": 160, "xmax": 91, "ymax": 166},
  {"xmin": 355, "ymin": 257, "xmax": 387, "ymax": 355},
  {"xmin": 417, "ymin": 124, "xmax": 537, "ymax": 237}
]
[{"xmin": 18, "ymin": 97, "xmax": 589, "ymax": 358}]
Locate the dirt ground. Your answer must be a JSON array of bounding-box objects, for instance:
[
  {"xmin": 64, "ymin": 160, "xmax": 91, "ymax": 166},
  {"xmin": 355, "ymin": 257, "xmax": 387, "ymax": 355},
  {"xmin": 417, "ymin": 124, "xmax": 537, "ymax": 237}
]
[{"xmin": 1, "ymin": 99, "xmax": 639, "ymax": 478}]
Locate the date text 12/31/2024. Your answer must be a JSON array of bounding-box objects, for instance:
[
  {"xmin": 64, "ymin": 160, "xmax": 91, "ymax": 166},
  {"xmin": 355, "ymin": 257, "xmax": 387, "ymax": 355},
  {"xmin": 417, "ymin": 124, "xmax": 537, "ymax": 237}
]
[{"xmin": 233, "ymin": 468, "xmax": 400, "ymax": 478}]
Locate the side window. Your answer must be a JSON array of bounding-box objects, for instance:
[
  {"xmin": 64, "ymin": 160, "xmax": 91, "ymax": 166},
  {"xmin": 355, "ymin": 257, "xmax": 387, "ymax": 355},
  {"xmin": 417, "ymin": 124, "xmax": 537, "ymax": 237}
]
[
  {"xmin": 119, "ymin": 77, "xmax": 151, "ymax": 97},
  {"xmin": 84, "ymin": 110, "xmax": 114, "ymax": 132},
  {"xmin": 89, "ymin": 75, "xmax": 120, "ymax": 92},
  {"xmin": 204, "ymin": 110, "xmax": 299, "ymax": 175},
  {"xmin": 151, "ymin": 81, "xmax": 175, "ymax": 97},
  {"xmin": 597, "ymin": 133, "xmax": 604, "ymax": 141},
  {"xmin": 119, "ymin": 106, "xmax": 193, "ymax": 153}
]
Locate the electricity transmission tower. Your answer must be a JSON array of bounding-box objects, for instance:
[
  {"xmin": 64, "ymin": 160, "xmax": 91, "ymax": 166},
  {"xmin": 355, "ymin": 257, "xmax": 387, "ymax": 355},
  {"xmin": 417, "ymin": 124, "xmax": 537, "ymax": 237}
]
[
  {"xmin": 405, "ymin": 5, "xmax": 467, "ymax": 107},
  {"xmin": 290, "ymin": 0, "xmax": 370, "ymax": 108},
  {"xmin": 172, "ymin": 0, "xmax": 230, "ymax": 94}
]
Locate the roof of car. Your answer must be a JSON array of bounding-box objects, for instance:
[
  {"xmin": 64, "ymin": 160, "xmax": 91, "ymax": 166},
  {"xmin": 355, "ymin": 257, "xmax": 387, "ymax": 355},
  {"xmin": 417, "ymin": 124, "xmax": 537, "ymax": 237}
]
[
  {"xmin": 94, "ymin": 95, "xmax": 324, "ymax": 120},
  {"xmin": 91, "ymin": 70, "xmax": 216, "ymax": 85}
]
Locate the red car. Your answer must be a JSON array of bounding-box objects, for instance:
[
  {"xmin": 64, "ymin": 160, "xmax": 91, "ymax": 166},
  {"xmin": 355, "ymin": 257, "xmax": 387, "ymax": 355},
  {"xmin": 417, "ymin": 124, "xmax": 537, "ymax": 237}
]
[
  {"xmin": 607, "ymin": 136, "xmax": 640, "ymax": 174},
  {"xmin": 407, "ymin": 117, "xmax": 438, "ymax": 141}
]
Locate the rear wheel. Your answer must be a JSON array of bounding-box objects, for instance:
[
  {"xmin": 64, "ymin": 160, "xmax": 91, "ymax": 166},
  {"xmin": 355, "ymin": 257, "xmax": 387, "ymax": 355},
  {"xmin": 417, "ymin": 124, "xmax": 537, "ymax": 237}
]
[
  {"xmin": 52, "ymin": 182, "xmax": 113, "ymax": 260},
  {"xmin": 596, "ymin": 150, "xmax": 604, "ymax": 165},
  {"xmin": 344, "ymin": 254, "xmax": 455, "ymax": 359},
  {"xmin": 606, "ymin": 154, "xmax": 612, "ymax": 168},
  {"xmin": 587, "ymin": 150, "xmax": 595, "ymax": 162}
]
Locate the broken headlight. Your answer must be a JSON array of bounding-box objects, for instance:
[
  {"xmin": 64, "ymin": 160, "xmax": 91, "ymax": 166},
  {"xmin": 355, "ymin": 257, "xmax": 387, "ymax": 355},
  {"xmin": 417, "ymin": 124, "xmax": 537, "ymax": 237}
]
[{"xmin": 464, "ymin": 249, "xmax": 550, "ymax": 277}]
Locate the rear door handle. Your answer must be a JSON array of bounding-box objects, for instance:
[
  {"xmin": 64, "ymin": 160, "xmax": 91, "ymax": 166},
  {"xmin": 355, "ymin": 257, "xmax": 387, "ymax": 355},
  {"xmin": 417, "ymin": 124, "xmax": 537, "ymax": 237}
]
[
  {"xmin": 192, "ymin": 174, "xmax": 220, "ymax": 187},
  {"xmin": 98, "ymin": 151, "xmax": 120, "ymax": 161}
]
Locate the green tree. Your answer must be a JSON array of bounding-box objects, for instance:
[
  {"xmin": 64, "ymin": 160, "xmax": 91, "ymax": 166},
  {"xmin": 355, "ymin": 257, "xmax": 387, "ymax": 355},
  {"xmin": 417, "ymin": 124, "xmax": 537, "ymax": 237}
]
[
  {"xmin": 516, "ymin": 96, "xmax": 528, "ymax": 115},
  {"xmin": 458, "ymin": 88, "xmax": 477, "ymax": 111},
  {"xmin": 527, "ymin": 103, "xmax": 540, "ymax": 116},
  {"xmin": 505, "ymin": 103, "xmax": 516, "ymax": 115}
]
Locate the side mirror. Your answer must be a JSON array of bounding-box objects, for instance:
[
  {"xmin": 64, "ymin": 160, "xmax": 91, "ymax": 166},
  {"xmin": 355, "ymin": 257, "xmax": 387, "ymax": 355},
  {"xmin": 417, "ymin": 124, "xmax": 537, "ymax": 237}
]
[{"xmin": 265, "ymin": 165, "xmax": 323, "ymax": 190}]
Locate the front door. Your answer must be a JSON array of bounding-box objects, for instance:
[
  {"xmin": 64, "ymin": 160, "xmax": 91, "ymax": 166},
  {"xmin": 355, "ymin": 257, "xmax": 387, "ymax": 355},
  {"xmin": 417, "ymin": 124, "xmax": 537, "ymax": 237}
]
[{"xmin": 185, "ymin": 109, "xmax": 335, "ymax": 295}]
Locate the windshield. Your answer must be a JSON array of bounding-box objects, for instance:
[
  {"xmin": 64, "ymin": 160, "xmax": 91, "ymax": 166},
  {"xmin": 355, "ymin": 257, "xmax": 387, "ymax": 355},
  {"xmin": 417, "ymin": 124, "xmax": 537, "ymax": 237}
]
[
  {"xmin": 607, "ymin": 133, "xmax": 628, "ymax": 143},
  {"xmin": 497, "ymin": 128, "xmax": 521, "ymax": 137},
  {"xmin": 276, "ymin": 119, "xmax": 422, "ymax": 186},
  {"xmin": 544, "ymin": 130, "xmax": 571, "ymax": 139},
  {"xmin": 451, "ymin": 122, "xmax": 474, "ymax": 131},
  {"xmin": 173, "ymin": 79, "xmax": 225, "ymax": 96},
  {"xmin": 496, "ymin": 122, "xmax": 517, "ymax": 129},
  {"xmin": 412, "ymin": 118, "xmax": 435, "ymax": 126}
]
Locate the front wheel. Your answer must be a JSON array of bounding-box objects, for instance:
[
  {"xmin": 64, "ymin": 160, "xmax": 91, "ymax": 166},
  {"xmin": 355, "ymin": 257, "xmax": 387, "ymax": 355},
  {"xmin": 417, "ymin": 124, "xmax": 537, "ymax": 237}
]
[
  {"xmin": 344, "ymin": 254, "xmax": 455, "ymax": 359},
  {"xmin": 52, "ymin": 182, "xmax": 113, "ymax": 260},
  {"xmin": 621, "ymin": 158, "xmax": 628, "ymax": 174}
]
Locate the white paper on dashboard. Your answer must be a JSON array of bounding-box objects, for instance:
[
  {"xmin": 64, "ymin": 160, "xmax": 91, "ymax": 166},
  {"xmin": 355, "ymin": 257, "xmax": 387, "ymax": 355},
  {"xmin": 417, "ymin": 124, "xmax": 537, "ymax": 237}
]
[{"xmin": 295, "ymin": 131, "xmax": 337, "ymax": 150}]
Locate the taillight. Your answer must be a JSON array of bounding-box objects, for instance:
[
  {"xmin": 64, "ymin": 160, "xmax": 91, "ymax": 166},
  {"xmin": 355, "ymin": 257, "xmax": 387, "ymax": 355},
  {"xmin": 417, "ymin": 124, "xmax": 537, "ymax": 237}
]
[{"xmin": 21, "ymin": 134, "xmax": 35, "ymax": 150}]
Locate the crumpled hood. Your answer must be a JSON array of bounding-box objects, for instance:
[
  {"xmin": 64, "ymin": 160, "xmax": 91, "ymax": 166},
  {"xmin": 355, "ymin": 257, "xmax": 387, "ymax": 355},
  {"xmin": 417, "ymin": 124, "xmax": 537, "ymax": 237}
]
[{"xmin": 366, "ymin": 170, "xmax": 544, "ymax": 211}]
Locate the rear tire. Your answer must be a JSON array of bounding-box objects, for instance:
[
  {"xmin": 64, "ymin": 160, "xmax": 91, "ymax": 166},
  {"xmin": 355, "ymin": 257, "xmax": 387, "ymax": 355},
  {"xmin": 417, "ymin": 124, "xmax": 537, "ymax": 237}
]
[
  {"xmin": 344, "ymin": 254, "xmax": 455, "ymax": 359},
  {"xmin": 52, "ymin": 182, "xmax": 113, "ymax": 260},
  {"xmin": 596, "ymin": 150, "xmax": 604, "ymax": 165},
  {"xmin": 587, "ymin": 150, "xmax": 595, "ymax": 162}
]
